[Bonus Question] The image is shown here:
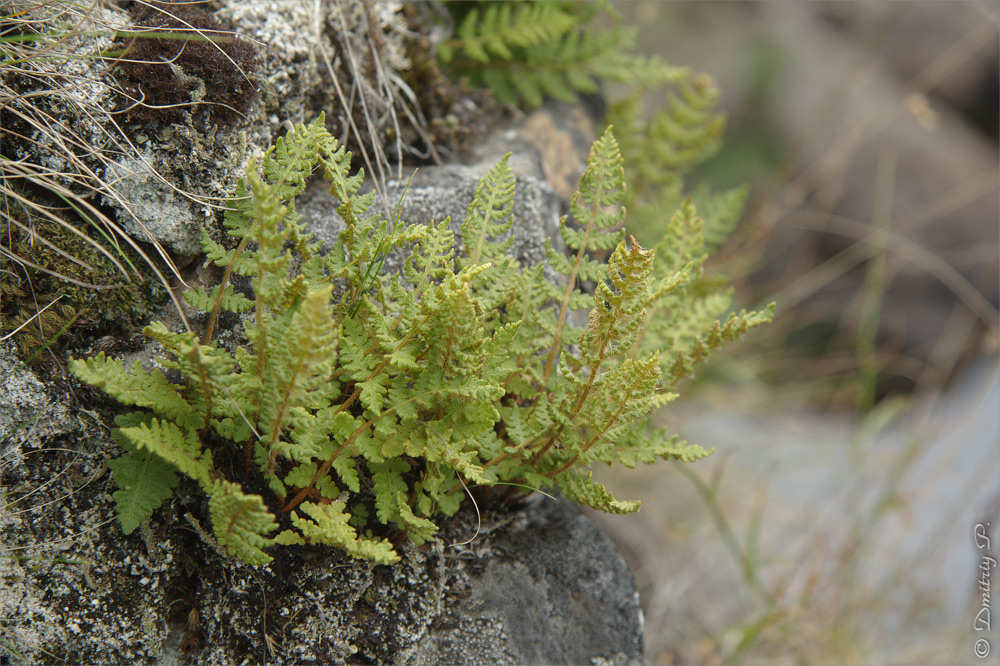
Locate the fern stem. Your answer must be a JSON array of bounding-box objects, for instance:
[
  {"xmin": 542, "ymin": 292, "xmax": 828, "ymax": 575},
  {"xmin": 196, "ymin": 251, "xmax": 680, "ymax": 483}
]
[
  {"xmin": 334, "ymin": 329, "xmax": 418, "ymax": 416},
  {"xmin": 528, "ymin": 426, "xmax": 563, "ymax": 466},
  {"xmin": 541, "ymin": 227, "xmax": 591, "ymax": 385},
  {"xmin": 546, "ymin": 400, "xmax": 627, "ymax": 478},
  {"xmin": 570, "ymin": 342, "xmax": 610, "ymax": 419},
  {"xmin": 629, "ymin": 303, "xmax": 657, "ymax": 360},
  {"xmin": 281, "ymin": 390, "xmax": 425, "ymax": 513},
  {"xmin": 187, "ymin": 346, "xmax": 214, "ymax": 425},
  {"xmin": 202, "ymin": 233, "xmax": 251, "ymax": 345},
  {"xmin": 483, "ymin": 433, "xmax": 542, "ymax": 468}
]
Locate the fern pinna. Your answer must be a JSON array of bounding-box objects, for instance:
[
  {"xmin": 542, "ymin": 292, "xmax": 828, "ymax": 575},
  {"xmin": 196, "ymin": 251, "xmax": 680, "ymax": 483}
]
[{"xmin": 70, "ymin": 116, "xmax": 773, "ymax": 566}]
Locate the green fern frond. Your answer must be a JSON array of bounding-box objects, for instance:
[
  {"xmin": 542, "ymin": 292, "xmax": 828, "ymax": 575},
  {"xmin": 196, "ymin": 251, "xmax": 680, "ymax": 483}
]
[
  {"xmin": 691, "ymin": 184, "xmax": 748, "ymax": 250},
  {"xmin": 556, "ymin": 470, "xmax": 640, "ymax": 515},
  {"xmin": 289, "ymin": 501, "xmax": 399, "ymax": 564},
  {"xmin": 440, "ymin": 3, "xmax": 577, "ymax": 64},
  {"xmin": 542, "ymin": 126, "xmax": 626, "ymax": 383},
  {"xmin": 369, "ymin": 458, "xmax": 437, "ymax": 543},
  {"xmin": 613, "ymin": 423, "xmax": 712, "ymax": 468},
  {"xmin": 652, "ymin": 199, "xmax": 706, "ymax": 276},
  {"xmin": 108, "ymin": 412, "xmax": 180, "ymax": 534},
  {"xmin": 184, "ymin": 284, "xmax": 254, "ymax": 314},
  {"xmin": 117, "ymin": 416, "xmax": 213, "ymax": 490},
  {"xmin": 283, "ymin": 462, "xmax": 339, "ymax": 499},
  {"xmin": 454, "ymin": 21, "xmax": 683, "ymax": 107},
  {"xmin": 208, "ymin": 480, "xmax": 279, "ymax": 566},
  {"xmin": 440, "ymin": 4, "xmax": 685, "ymax": 108},
  {"xmin": 68, "ymin": 353, "xmax": 203, "ymax": 430},
  {"xmin": 581, "ymin": 237, "xmax": 654, "ymax": 365},
  {"xmin": 667, "ymin": 303, "xmax": 776, "ymax": 384},
  {"xmin": 461, "ymin": 153, "xmax": 516, "ymax": 268}
]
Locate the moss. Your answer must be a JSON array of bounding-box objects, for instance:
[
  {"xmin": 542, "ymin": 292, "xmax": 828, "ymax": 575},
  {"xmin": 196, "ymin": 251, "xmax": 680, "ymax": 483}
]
[
  {"xmin": 112, "ymin": 0, "xmax": 259, "ymax": 127},
  {"xmin": 0, "ymin": 188, "xmax": 165, "ymax": 368}
]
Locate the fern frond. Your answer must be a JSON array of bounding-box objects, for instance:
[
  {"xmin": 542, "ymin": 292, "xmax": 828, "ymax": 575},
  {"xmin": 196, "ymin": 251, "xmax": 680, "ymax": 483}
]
[
  {"xmin": 451, "ymin": 17, "xmax": 684, "ymax": 108},
  {"xmin": 202, "ymin": 228, "xmax": 257, "ymax": 275},
  {"xmin": 117, "ymin": 416, "xmax": 213, "ymax": 490},
  {"xmin": 653, "ymin": 199, "xmax": 706, "ymax": 276},
  {"xmin": 283, "ymin": 463, "xmax": 334, "ymax": 499},
  {"xmin": 666, "ymin": 303, "xmax": 776, "ymax": 384},
  {"xmin": 692, "ymin": 184, "xmax": 748, "ymax": 250},
  {"xmin": 246, "ymin": 167, "xmax": 293, "ymax": 309},
  {"xmin": 543, "ymin": 126, "xmax": 626, "ymax": 383},
  {"xmin": 581, "ymin": 237, "xmax": 654, "ymax": 366},
  {"xmin": 108, "ymin": 412, "xmax": 180, "ymax": 534},
  {"xmin": 68, "ymin": 353, "xmax": 203, "ymax": 429},
  {"xmin": 461, "ymin": 153, "xmax": 516, "ymax": 268},
  {"xmin": 290, "ymin": 501, "xmax": 399, "ymax": 564},
  {"xmin": 208, "ymin": 480, "xmax": 278, "ymax": 566},
  {"xmin": 440, "ymin": 3, "xmax": 577, "ymax": 64},
  {"xmin": 142, "ymin": 321, "xmax": 236, "ymax": 423},
  {"xmin": 261, "ymin": 111, "xmax": 336, "ymax": 204},
  {"xmin": 184, "ymin": 284, "xmax": 254, "ymax": 314},
  {"xmin": 258, "ymin": 285, "xmax": 338, "ymax": 452},
  {"xmin": 555, "ymin": 470, "xmax": 640, "ymax": 515}
]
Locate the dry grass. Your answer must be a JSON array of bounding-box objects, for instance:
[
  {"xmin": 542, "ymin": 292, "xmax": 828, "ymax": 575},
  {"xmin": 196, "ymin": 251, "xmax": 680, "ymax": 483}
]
[{"xmin": 0, "ymin": 0, "xmax": 282, "ymax": 350}]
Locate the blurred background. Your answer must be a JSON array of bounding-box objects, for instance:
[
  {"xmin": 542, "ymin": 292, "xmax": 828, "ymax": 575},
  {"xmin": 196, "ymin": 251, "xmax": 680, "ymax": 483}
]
[{"xmin": 590, "ymin": 3, "xmax": 1000, "ymax": 664}]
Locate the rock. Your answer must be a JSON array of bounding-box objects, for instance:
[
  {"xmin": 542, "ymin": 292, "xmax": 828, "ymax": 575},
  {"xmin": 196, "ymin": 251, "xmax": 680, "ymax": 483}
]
[
  {"xmin": 8, "ymin": 0, "xmax": 423, "ymax": 256},
  {"xmin": 0, "ymin": 342, "xmax": 173, "ymax": 664},
  {"xmin": 0, "ymin": 344, "xmax": 75, "ymax": 452},
  {"xmin": 178, "ymin": 495, "xmax": 642, "ymax": 666},
  {"xmin": 398, "ymin": 497, "xmax": 644, "ymax": 666}
]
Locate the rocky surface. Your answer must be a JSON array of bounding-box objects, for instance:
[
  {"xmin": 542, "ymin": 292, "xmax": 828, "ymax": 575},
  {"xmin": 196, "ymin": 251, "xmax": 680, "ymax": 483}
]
[{"xmin": 6, "ymin": 0, "xmax": 446, "ymax": 256}]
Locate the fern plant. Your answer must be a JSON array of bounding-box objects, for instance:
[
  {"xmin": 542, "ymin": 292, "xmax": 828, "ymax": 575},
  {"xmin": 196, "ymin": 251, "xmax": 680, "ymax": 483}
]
[
  {"xmin": 436, "ymin": 2, "xmax": 686, "ymax": 107},
  {"xmin": 69, "ymin": 114, "xmax": 773, "ymax": 566}
]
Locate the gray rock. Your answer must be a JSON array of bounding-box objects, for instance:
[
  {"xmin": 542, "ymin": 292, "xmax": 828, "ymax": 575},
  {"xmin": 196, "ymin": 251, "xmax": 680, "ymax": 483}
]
[
  {"xmin": 0, "ymin": 343, "xmax": 172, "ymax": 664},
  {"xmin": 159, "ymin": 496, "xmax": 642, "ymax": 666},
  {"xmin": 0, "ymin": 344, "xmax": 74, "ymax": 452},
  {"xmin": 299, "ymin": 162, "xmax": 562, "ymax": 273},
  {"xmin": 399, "ymin": 497, "xmax": 644, "ymax": 666}
]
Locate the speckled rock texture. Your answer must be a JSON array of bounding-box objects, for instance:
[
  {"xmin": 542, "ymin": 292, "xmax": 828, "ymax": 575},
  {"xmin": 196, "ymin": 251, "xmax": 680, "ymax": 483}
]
[
  {"xmin": 183, "ymin": 495, "xmax": 643, "ymax": 666},
  {"xmin": 396, "ymin": 497, "xmax": 644, "ymax": 666},
  {"xmin": 1, "ymin": 342, "xmax": 174, "ymax": 663}
]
